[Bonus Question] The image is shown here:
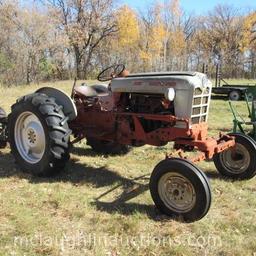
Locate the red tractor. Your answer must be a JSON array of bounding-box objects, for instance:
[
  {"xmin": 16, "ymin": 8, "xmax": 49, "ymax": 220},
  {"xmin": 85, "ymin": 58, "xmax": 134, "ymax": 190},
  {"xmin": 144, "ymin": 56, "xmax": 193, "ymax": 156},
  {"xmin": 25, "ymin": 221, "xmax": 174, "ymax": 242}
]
[{"xmin": 2, "ymin": 64, "xmax": 256, "ymax": 222}]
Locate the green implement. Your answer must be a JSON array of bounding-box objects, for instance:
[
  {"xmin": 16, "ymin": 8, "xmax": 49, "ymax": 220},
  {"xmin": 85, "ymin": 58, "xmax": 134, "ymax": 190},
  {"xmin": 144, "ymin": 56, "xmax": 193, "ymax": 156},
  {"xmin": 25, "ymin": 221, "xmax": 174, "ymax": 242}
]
[{"xmin": 229, "ymin": 87, "xmax": 256, "ymax": 141}]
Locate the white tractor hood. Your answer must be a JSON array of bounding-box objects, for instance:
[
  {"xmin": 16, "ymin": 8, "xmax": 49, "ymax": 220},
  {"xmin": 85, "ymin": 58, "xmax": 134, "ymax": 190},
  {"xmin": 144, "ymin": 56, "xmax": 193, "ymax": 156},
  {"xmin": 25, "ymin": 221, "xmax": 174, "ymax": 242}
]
[
  {"xmin": 111, "ymin": 71, "xmax": 212, "ymax": 125},
  {"xmin": 111, "ymin": 71, "xmax": 211, "ymax": 95}
]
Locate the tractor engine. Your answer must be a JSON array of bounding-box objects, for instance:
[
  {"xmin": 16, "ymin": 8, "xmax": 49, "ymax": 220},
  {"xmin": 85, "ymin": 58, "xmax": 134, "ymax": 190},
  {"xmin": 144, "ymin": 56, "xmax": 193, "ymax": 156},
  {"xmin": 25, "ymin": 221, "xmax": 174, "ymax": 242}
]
[
  {"xmin": 126, "ymin": 93, "xmax": 174, "ymax": 114},
  {"xmin": 117, "ymin": 92, "xmax": 175, "ymax": 133}
]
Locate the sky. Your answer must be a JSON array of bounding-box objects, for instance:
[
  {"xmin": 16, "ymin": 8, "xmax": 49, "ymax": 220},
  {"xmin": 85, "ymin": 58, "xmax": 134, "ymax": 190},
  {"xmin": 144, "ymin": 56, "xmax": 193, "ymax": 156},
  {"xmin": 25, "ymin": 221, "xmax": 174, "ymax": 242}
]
[{"xmin": 120, "ymin": 0, "xmax": 256, "ymax": 15}]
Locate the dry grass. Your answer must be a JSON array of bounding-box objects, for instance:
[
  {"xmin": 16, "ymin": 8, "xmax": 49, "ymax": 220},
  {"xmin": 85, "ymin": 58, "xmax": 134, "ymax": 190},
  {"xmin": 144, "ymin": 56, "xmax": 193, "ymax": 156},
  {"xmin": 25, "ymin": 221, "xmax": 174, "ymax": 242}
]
[{"xmin": 0, "ymin": 80, "xmax": 256, "ymax": 256}]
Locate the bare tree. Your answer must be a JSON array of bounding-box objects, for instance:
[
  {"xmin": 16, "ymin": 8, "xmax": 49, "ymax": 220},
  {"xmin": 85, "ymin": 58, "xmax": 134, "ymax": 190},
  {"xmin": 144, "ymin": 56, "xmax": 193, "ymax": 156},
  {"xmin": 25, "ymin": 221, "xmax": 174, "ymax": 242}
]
[
  {"xmin": 43, "ymin": 0, "xmax": 117, "ymax": 79},
  {"xmin": 197, "ymin": 5, "xmax": 244, "ymax": 77},
  {"xmin": 0, "ymin": 0, "xmax": 255, "ymax": 85}
]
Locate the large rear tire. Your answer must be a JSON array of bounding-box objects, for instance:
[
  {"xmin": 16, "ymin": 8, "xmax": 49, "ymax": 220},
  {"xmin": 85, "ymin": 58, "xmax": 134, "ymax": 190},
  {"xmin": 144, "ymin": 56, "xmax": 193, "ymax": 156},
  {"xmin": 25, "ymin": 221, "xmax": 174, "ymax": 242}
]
[
  {"xmin": 8, "ymin": 93, "xmax": 71, "ymax": 176},
  {"xmin": 86, "ymin": 137, "xmax": 130, "ymax": 155},
  {"xmin": 149, "ymin": 158, "xmax": 211, "ymax": 222},
  {"xmin": 213, "ymin": 133, "xmax": 256, "ymax": 180}
]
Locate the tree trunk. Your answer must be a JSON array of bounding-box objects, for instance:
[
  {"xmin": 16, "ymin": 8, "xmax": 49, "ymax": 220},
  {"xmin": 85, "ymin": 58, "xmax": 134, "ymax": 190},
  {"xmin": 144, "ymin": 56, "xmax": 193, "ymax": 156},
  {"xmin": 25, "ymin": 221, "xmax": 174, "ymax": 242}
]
[
  {"xmin": 83, "ymin": 49, "xmax": 94, "ymax": 80},
  {"xmin": 74, "ymin": 45, "xmax": 83, "ymax": 79},
  {"xmin": 251, "ymin": 51, "xmax": 255, "ymax": 79},
  {"xmin": 26, "ymin": 57, "xmax": 31, "ymax": 85}
]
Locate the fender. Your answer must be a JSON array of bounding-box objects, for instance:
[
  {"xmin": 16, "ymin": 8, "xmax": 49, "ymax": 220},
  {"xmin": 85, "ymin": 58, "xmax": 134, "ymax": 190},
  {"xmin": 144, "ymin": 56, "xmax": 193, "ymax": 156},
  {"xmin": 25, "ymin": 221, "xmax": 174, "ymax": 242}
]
[{"xmin": 36, "ymin": 87, "xmax": 77, "ymax": 121}]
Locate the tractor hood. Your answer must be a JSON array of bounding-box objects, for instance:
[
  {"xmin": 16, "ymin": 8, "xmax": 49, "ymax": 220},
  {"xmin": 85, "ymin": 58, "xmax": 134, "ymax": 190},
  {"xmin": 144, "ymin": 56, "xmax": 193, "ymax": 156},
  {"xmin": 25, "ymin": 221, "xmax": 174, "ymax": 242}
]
[
  {"xmin": 127, "ymin": 71, "xmax": 196, "ymax": 77},
  {"xmin": 111, "ymin": 71, "xmax": 211, "ymax": 95},
  {"xmin": 111, "ymin": 71, "xmax": 212, "ymax": 124}
]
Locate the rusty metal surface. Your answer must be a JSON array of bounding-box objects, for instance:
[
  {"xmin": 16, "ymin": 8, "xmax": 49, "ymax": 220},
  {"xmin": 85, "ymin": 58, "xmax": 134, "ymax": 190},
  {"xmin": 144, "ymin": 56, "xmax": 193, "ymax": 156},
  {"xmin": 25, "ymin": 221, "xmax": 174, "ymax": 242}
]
[
  {"xmin": 70, "ymin": 70, "xmax": 235, "ymax": 164},
  {"xmin": 74, "ymin": 85, "xmax": 98, "ymax": 97}
]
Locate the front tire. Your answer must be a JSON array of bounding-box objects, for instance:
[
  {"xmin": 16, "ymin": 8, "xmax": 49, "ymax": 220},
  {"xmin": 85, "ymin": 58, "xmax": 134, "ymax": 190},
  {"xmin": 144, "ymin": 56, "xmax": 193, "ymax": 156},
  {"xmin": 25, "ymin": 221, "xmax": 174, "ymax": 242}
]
[
  {"xmin": 8, "ymin": 93, "xmax": 71, "ymax": 176},
  {"xmin": 213, "ymin": 133, "xmax": 256, "ymax": 180},
  {"xmin": 149, "ymin": 158, "xmax": 211, "ymax": 222}
]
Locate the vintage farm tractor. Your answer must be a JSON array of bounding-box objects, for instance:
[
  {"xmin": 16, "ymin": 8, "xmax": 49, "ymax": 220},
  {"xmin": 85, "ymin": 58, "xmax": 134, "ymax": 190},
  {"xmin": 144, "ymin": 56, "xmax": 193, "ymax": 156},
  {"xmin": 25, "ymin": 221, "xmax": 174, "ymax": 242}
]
[{"xmin": 1, "ymin": 64, "xmax": 256, "ymax": 222}]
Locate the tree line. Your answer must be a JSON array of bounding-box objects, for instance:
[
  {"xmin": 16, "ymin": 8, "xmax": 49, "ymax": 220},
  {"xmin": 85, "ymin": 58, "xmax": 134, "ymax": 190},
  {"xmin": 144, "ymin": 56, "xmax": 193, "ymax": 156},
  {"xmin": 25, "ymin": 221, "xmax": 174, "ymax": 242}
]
[{"xmin": 0, "ymin": 0, "xmax": 255, "ymax": 85}]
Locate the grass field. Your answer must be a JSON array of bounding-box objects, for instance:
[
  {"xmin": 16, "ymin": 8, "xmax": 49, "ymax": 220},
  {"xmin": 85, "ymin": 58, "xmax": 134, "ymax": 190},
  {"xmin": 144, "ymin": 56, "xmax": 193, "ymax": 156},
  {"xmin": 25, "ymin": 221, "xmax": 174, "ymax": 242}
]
[{"xmin": 0, "ymin": 80, "xmax": 256, "ymax": 256}]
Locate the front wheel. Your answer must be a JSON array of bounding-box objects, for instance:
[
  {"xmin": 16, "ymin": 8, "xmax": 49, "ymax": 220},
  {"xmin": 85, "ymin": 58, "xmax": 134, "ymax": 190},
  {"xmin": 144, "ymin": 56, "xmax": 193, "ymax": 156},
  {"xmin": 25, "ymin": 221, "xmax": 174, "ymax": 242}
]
[
  {"xmin": 213, "ymin": 133, "xmax": 256, "ymax": 180},
  {"xmin": 8, "ymin": 93, "xmax": 71, "ymax": 176},
  {"xmin": 149, "ymin": 158, "xmax": 211, "ymax": 222}
]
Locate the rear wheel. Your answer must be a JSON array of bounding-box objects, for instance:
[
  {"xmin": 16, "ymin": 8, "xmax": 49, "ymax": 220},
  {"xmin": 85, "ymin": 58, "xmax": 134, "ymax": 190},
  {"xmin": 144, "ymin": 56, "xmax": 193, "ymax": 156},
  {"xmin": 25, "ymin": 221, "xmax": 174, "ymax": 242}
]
[
  {"xmin": 8, "ymin": 93, "xmax": 71, "ymax": 176},
  {"xmin": 213, "ymin": 133, "xmax": 256, "ymax": 180},
  {"xmin": 149, "ymin": 158, "xmax": 211, "ymax": 222},
  {"xmin": 86, "ymin": 137, "xmax": 130, "ymax": 155}
]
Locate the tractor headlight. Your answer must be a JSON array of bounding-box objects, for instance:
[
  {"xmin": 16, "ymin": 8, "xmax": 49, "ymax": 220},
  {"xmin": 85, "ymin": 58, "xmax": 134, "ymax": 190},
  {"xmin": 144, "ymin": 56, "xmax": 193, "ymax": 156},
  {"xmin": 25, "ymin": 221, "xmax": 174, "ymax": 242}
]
[{"xmin": 165, "ymin": 88, "xmax": 175, "ymax": 101}]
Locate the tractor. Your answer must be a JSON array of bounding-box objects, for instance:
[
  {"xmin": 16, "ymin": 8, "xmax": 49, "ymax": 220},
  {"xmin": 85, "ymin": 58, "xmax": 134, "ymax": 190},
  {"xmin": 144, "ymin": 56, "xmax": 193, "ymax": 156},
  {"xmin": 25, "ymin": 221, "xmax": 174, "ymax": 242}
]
[{"xmin": 1, "ymin": 64, "xmax": 256, "ymax": 222}]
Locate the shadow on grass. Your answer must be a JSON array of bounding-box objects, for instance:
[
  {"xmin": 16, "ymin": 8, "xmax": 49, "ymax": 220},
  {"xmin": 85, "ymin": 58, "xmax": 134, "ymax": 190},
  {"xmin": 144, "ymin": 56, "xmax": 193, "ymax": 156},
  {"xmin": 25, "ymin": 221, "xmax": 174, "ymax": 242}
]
[
  {"xmin": 0, "ymin": 151, "xmax": 126, "ymax": 184},
  {"xmin": 92, "ymin": 174, "xmax": 158, "ymax": 218},
  {"xmin": 0, "ymin": 150, "xmax": 227, "ymax": 183},
  {"xmin": 70, "ymin": 145, "xmax": 131, "ymax": 157},
  {"xmin": 0, "ymin": 151, "xmax": 19, "ymax": 177},
  {"xmin": 93, "ymin": 201, "xmax": 156, "ymax": 218},
  {"xmin": 204, "ymin": 170, "xmax": 224, "ymax": 179},
  {"xmin": 0, "ymin": 147, "xmax": 132, "ymax": 187},
  {"xmin": 0, "ymin": 150, "xmax": 230, "ymax": 219},
  {"xmin": 0, "ymin": 151, "xmax": 156, "ymax": 218},
  {"xmin": 70, "ymin": 146, "xmax": 100, "ymax": 157}
]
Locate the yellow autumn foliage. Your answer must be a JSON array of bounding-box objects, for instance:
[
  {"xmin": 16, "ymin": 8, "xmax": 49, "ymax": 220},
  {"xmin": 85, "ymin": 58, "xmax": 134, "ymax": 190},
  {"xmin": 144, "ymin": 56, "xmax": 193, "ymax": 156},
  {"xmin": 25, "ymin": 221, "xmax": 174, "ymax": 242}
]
[
  {"xmin": 116, "ymin": 5, "xmax": 139, "ymax": 48},
  {"xmin": 150, "ymin": 23, "xmax": 167, "ymax": 54},
  {"xmin": 169, "ymin": 29, "xmax": 186, "ymax": 55},
  {"xmin": 140, "ymin": 51, "xmax": 151, "ymax": 61},
  {"xmin": 241, "ymin": 12, "xmax": 256, "ymax": 51}
]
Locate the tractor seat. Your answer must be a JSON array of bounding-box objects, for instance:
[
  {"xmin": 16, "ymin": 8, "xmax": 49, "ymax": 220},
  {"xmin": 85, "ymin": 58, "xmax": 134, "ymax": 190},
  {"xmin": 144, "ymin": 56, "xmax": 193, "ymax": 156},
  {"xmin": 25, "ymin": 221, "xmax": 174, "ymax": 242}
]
[
  {"xmin": 74, "ymin": 84, "xmax": 110, "ymax": 97},
  {"xmin": 91, "ymin": 84, "xmax": 110, "ymax": 96}
]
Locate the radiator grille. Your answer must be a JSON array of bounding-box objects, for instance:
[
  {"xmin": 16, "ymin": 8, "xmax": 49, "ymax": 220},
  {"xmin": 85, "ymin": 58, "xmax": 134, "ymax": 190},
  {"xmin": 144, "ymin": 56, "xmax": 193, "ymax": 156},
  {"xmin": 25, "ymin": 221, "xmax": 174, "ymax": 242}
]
[{"xmin": 191, "ymin": 87, "xmax": 211, "ymax": 124}]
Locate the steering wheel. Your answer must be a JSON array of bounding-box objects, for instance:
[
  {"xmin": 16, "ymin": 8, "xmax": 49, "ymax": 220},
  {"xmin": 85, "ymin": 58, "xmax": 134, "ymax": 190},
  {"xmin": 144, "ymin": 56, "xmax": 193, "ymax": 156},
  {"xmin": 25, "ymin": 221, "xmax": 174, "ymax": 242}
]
[{"xmin": 97, "ymin": 64, "xmax": 125, "ymax": 82}]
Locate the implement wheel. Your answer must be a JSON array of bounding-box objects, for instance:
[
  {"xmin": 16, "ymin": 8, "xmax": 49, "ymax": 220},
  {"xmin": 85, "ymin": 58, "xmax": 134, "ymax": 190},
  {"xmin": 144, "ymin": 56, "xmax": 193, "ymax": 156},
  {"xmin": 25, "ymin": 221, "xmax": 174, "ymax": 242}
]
[
  {"xmin": 149, "ymin": 158, "xmax": 211, "ymax": 222},
  {"xmin": 213, "ymin": 133, "xmax": 256, "ymax": 180},
  {"xmin": 229, "ymin": 90, "xmax": 241, "ymax": 101}
]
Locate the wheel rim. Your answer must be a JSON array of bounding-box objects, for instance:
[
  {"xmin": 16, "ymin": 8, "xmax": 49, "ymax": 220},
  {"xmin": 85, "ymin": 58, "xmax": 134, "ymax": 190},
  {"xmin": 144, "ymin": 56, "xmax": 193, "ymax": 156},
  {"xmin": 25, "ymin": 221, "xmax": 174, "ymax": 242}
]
[
  {"xmin": 158, "ymin": 172, "xmax": 196, "ymax": 213},
  {"xmin": 230, "ymin": 91, "xmax": 239, "ymax": 100},
  {"xmin": 247, "ymin": 93, "xmax": 254, "ymax": 101},
  {"xmin": 220, "ymin": 143, "xmax": 250, "ymax": 174},
  {"xmin": 14, "ymin": 111, "xmax": 46, "ymax": 164}
]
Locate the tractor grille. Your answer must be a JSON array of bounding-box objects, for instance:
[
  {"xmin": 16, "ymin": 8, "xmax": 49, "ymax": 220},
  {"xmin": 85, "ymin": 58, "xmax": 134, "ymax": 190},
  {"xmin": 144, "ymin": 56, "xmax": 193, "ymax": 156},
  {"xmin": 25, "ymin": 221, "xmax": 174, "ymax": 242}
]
[{"xmin": 191, "ymin": 87, "xmax": 211, "ymax": 124}]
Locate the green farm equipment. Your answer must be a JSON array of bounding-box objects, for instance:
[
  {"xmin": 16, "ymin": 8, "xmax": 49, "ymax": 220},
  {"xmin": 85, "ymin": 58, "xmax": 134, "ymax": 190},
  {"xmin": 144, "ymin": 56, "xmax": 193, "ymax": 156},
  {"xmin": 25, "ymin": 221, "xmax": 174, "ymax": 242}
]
[{"xmin": 229, "ymin": 86, "xmax": 256, "ymax": 140}]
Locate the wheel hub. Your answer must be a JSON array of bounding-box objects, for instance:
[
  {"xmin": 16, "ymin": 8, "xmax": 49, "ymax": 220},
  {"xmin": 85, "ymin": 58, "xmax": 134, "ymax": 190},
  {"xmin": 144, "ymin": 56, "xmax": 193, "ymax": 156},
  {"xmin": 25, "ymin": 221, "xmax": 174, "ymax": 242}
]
[
  {"xmin": 14, "ymin": 112, "xmax": 46, "ymax": 164},
  {"xmin": 158, "ymin": 173, "xmax": 196, "ymax": 213},
  {"xmin": 221, "ymin": 144, "xmax": 250, "ymax": 174},
  {"xmin": 27, "ymin": 129, "xmax": 36, "ymax": 144}
]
